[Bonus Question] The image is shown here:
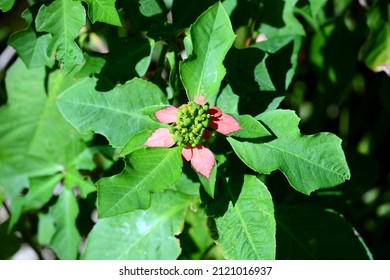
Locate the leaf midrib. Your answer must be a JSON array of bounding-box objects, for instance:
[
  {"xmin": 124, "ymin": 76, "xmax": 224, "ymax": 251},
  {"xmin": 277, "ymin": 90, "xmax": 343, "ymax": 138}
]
[{"xmin": 102, "ymin": 148, "xmax": 180, "ymax": 217}]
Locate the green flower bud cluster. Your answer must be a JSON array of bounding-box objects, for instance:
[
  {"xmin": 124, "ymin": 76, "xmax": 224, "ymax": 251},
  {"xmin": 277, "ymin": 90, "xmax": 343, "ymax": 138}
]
[{"xmin": 170, "ymin": 102, "xmax": 210, "ymax": 147}]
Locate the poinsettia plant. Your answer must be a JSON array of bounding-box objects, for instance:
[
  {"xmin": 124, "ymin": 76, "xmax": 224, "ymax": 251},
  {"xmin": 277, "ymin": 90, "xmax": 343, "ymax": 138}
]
[{"xmin": 2, "ymin": 0, "xmax": 388, "ymax": 260}]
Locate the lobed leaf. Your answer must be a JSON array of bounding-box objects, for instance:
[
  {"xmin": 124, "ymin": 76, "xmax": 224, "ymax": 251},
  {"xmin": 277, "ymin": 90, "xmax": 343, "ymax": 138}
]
[
  {"xmin": 35, "ymin": 0, "xmax": 86, "ymax": 74},
  {"xmin": 0, "ymin": 0, "xmax": 15, "ymax": 12},
  {"xmin": 48, "ymin": 187, "xmax": 81, "ymax": 260},
  {"xmin": 82, "ymin": 189, "xmax": 194, "ymax": 259},
  {"xmin": 180, "ymin": 2, "xmax": 235, "ymax": 102},
  {"xmin": 209, "ymin": 175, "xmax": 276, "ymax": 259},
  {"xmin": 82, "ymin": 0, "xmax": 121, "ymax": 26},
  {"xmin": 8, "ymin": 8, "xmax": 54, "ymax": 69},
  {"xmin": 0, "ymin": 59, "xmax": 85, "ymax": 199},
  {"xmin": 57, "ymin": 77, "xmax": 167, "ymax": 148},
  {"xmin": 97, "ymin": 147, "xmax": 183, "ymax": 218},
  {"xmin": 228, "ymin": 110, "xmax": 350, "ymax": 194}
]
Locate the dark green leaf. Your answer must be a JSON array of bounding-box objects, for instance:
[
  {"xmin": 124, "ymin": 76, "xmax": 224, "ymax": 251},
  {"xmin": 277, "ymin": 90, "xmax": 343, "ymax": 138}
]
[
  {"xmin": 276, "ymin": 206, "xmax": 373, "ymax": 259},
  {"xmin": 0, "ymin": 221, "xmax": 20, "ymax": 259}
]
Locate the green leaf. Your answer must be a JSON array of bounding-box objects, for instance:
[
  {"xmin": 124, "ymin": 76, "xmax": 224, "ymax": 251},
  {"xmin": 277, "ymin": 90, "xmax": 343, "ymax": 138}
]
[
  {"xmin": 97, "ymin": 147, "xmax": 183, "ymax": 218},
  {"xmin": 82, "ymin": 0, "xmax": 121, "ymax": 26},
  {"xmin": 64, "ymin": 167, "xmax": 96, "ymax": 199},
  {"xmin": 228, "ymin": 110, "xmax": 350, "ymax": 194},
  {"xmin": 8, "ymin": 8, "xmax": 54, "ymax": 68},
  {"xmin": 8, "ymin": 175, "xmax": 63, "ymax": 229},
  {"xmin": 359, "ymin": 1, "xmax": 390, "ymax": 76},
  {"xmin": 0, "ymin": 59, "xmax": 83, "ymax": 198},
  {"xmin": 57, "ymin": 77, "xmax": 167, "ymax": 148},
  {"xmin": 180, "ymin": 2, "xmax": 235, "ymax": 101},
  {"xmin": 139, "ymin": 0, "xmax": 165, "ymax": 17},
  {"xmin": 0, "ymin": 0, "xmax": 15, "ymax": 12},
  {"xmin": 207, "ymin": 175, "xmax": 276, "ymax": 259},
  {"xmin": 229, "ymin": 114, "xmax": 271, "ymax": 139},
  {"xmin": 119, "ymin": 129, "xmax": 154, "ymax": 157},
  {"xmin": 35, "ymin": 0, "xmax": 86, "ymax": 74},
  {"xmin": 27, "ymin": 70, "xmax": 87, "ymax": 166},
  {"xmin": 48, "ymin": 187, "xmax": 81, "ymax": 260},
  {"xmin": 82, "ymin": 189, "xmax": 194, "ymax": 259},
  {"xmin": 276, "ymin": 206, "xmax": 373, "ymax": 259},
  {"xmin": 198, "ymin": 163, "xmax": 217, "ymax": 198},
  {"xmin": 216, "ymin": 84, "xmax": 239, "ymax": 114},
  {"xmin": 258, "ymin": 0, "xmax": 305, "ymax": 40},
  {"xmin": 37, "ymin": 212, "xmax": 56, "ymax": 246}
]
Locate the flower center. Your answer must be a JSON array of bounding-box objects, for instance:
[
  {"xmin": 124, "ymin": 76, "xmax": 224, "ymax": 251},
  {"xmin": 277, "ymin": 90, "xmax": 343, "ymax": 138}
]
[{"xmin": 170, "ymin": 102, "xmax": 210, "ymax": 147}]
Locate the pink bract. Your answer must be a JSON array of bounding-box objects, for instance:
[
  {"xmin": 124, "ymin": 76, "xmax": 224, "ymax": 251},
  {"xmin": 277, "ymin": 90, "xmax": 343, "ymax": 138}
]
[
  {"xmin": 155, "ymin": 106, "xmax": 178, "ymax": 123},
  {"xmin": 144, "ymin": 128, "xmax": 175, "ymax": 147}
]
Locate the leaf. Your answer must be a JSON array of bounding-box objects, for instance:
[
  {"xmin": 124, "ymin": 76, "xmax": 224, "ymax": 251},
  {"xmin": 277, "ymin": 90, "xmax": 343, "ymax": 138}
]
[
  {"xmin": 119, "ymin": 129, "xmax": 154, "ymax": 157},
  {"xmin": 8, "ymin": 175, "xmax": 62, "ymax": 230},
  {"xmin": 82, "ymin": 189, "xmax": 194, "ymax": 259},
  {"xmin": 228, "ymin": 110, "xmax": 350, "ymax": 194},
  {"xmin": 216, "ymin": 84, "xmax": 239, "ymax": 114},
  {"xmin": 198, "ymin": 162, "xmax": 217, "ymax": 198},
  {"xmin": 0, "ymin": 0, "xmax": 15, "ymax": 12},
  {"xmin": 180, "ymin": 2, "xmax": 235, "ymax": 101},
  {"xmin": 257, "ymin": 0, "xmax": 305, "ymax": 40},
  {"xmin": 229, "ymin": 114, "xmax": 271, "ymax": 139},
  {"xmin": 48, "ymin": 187, "xmax": 81, "ymax": 260},
  {"xmin": 207, "ymin": 175, "xmax": 276, "ymax": 259},
  {"xmin": 276, "ymin": 206, "xmax": 373, "ymax": 259},
  {"xmin": 97, "ymin": 37, "xmax": 153, "ymax": 90},
  {"xmin": 0, "ymin": 59, "xmax": 83, "ymax": 198},
  {"xmin": 139, "ymin": 0, "xmax": 165, "ymax": 17},
  {"xmin": 35, "ymin": 0, "xmax": 86, "ymax": 74},
  {"xmin": 37, "ymin": 212, "xmax": 56, "ymax": 246},
  {"xmin": 64, "ymin": 167, "xmax": 96, "ymax": 199},
  {"xmin": 97, "ymin": 147, "xmax": 183, "ymax": 218},
  {"xmin": 359, "ymin": 1, "xmax": 390, "ymax": 76},
  {"xmin": 82, "ymin": 0, "xmax": 121, "ymax": 26},
  {"xmin": 57, "ymin": 77, "xmax": 167, "ymax": 148},
  {"xmin": 8, "ymin": 7, "xmax": 54, "ymax": 68}
]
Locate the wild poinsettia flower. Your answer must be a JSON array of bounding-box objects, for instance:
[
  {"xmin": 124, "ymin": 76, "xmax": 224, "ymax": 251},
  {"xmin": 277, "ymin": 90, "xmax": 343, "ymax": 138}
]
[{"xmin": 144, "ymin": 97, "xmax": 240, "ymax": 178}]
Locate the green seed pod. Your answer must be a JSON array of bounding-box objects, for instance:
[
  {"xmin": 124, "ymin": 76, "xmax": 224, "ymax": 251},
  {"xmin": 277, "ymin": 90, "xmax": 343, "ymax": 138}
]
[
  {"xmin": 202, "ymin": 105, "xmax": 209, "ymax": 112},
  {"xmin": 202, "ymin": 120, "xmax": 209, "ymax": 127},
  {"xmin": 198, "ymin": 108, "xmax": 204, "ymax": 115}
]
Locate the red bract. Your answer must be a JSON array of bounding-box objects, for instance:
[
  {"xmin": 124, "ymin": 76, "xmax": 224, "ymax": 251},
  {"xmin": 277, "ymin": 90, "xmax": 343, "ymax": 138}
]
[{"xmin": 144, "ymin": 98, "xmax": 240, "ymax": 178}]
